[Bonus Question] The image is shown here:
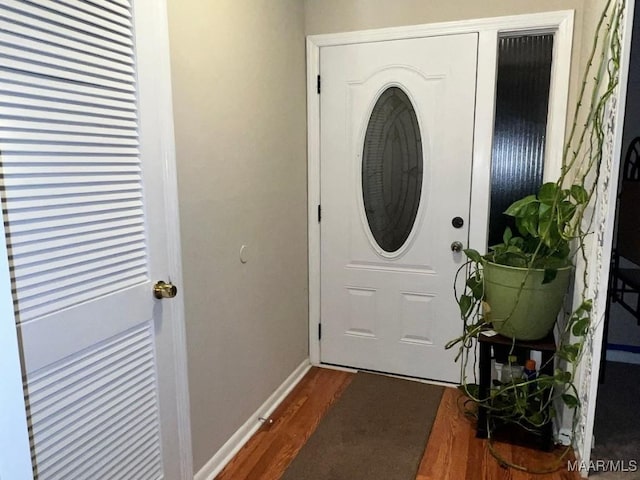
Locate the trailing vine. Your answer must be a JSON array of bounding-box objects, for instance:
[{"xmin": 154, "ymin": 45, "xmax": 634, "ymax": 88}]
[{"xmin": 445, "ymin": 0, "xmax": 624, "ymax": 472}]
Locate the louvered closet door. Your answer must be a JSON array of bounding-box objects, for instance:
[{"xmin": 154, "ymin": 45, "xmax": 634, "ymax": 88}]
[{"xmin": 0, "ymin": 1, "xmax": 185, "ymax": 479}]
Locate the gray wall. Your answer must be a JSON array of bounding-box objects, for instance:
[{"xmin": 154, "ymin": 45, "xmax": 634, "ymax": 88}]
[
  {"xmin": 166, "ymin": 1, "xmax": 308, "ymax": 472},
  {"xmin": 305, "ymin": 0, "xmax": 582, "ymax": 34},
  {"xmin": 304, "ymin": 0, "xmax": 594, "ymax": 134}
]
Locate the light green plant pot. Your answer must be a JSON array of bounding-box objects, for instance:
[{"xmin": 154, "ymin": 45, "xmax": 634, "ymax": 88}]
[{"xmin": 483, "ymin": 261, "xmax": 572, "ymax": 341}]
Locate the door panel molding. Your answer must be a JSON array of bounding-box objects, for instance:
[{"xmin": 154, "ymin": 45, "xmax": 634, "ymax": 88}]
[{"xmin": 307, "ymin": 11, "xmax": 574, "ymax": 366}]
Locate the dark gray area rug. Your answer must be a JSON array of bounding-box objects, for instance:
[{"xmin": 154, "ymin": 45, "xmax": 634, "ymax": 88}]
[
  {"xmin": 591, "ymin": 361, "xmax": 640, "ymax": 479},
  {"xmin": 280, "ymin": 372, "xmax": 444, "ymax": 480}
]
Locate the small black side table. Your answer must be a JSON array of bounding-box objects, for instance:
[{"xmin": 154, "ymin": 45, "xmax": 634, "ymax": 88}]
[{"xmin": 476, "ymin": 329, "xmax": 557, "ymax": 451}]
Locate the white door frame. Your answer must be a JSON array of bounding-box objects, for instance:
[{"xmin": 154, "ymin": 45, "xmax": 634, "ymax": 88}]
[
  {"xmin": 135, "ymin": 0, "xmax": 193, "ymax": 476},
  {"xmin": 577, "ymin": 0, "xmax": 635, "ymax": 470},
  {"xmin": 307, "ymin": 11, "xmax": 574, "ymax": 366},
  {"xmin": 0, "ymin": 0, "xmax": 193, "ymax": 477}
]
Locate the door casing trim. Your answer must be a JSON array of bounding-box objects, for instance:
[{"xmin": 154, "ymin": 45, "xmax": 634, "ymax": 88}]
[{"xmin": 307, "ymin": 11, "xmax": 574, "ymax": 366}]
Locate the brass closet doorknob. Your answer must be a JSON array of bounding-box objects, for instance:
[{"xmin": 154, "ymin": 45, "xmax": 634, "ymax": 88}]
[{"xmin": 153, "ymin": 280, "xmax": 177, "ymax": 299}]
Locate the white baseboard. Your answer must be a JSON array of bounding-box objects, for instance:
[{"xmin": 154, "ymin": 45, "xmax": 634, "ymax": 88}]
[{"xmin": 194, "ymin": 359, "xmax": 311, "ymax": 480}]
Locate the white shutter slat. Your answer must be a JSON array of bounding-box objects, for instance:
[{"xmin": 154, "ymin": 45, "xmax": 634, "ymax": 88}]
[
  {"xmin": 2, "ymin": 182, "xmax": 141, "ymax": 200},
  {"xmin": 14, "ymin": 249, "xmax": 146, "ymax": 286},
  {"xmin": 6, "ymin": 199, "xmax": 144, "ymax": 224},
  {"xmin": 0, "ymin": 5, "xmax": 133, "ymax": 58},
  {"xmin": 0, "ymin": 79, "xmax": 135, "ymax": 113},
  {"xmin": 0, "ymin": 122, "xmax": 137, "ymax": 140},
  {"xmin": 47, "ymin": 422, "xmax": 159, "ymax": 480},
  {"xmin": 1, "ymin": 165, "xmax": 140, "ymax": 174},
  {"xmin": 6, "ymin": 209, "xmax": 143, "ymax": 235},
  {"xmin": 14, "ymin": 244, "xmax": 146, "ymax": 281},
  {"xmin": 85, "ymin": 0, "xmax": 132, "ymax": 20},
  {"xmin": 0, "ymin": 144, "xmax": 139, "ymax": 155},
  {"xmin": 0, "ymin": 131, "xmax": 139, "ymax": 146},
  {"xmin": 26, "ymin": 325, "xmax": 163, "ymax": 478},
  {"xmin": 35, "ymin": 392, "xmax": 156, "ymax": 460},
  {"xmin": 35, "ymin": 394, "xmax": 156, "ymax": 464},
  {"xmin": 100, "ymin": 0, "xmax": 132, "ymax": 12},
  {"xmin": 44, "ymin": 0, "xmax": 132, "ymax": 29},
  {"xmin": 0, "ymin": 27, "xmax": 133, "ymax": 74},
  {"xmin": 14, "ymin": 250, "xmax": 146, "ymax": 290},
  {"xmin": 1, "ymin": 175, "xmax": 141, "ymax": 190},
  {"xmin": 24, "ymin": 0, "xmax": 132, "ymax": 36},
  {"xmin": 10, "ymin": 217, "xmax": 143, "ymax": 247},
  {"xmin": 0, "ymin": 94, "xmax": 136, "ymax": 120},
  {"xmin": 0, "ymin": 106, "xmax": 138, "ymax": 130},
  {"xmin": 1, "ymin": 1, "xmax": 133, "ymax": 46},
  {"xmin": 0, "ymin": 70, "xmax": 135, "ymax": 103},
  {"xmin": 4, "ymin": 190, "xmax": 142, "ymax": 211},
  {"xmin": 10, "ymin": 223, "xmax": 144, "ymax": 260},
  {"xmin": 29, "ymin": 335, "xmax": 152, "ymax": 414},
  {"xmin": 11, "ymin": 232, "xmax": 145, "ymax": 267},
  {"xmin": 0, "ymin": 43, "xmax": 135, "ymax": 87},
  {"xmin": 109, "ymin": 446, "xmax": 161, "ymax": 480}
]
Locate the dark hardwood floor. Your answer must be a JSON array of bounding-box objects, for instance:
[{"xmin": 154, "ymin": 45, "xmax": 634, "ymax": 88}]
[{"xmin": 215, "ymin": 367, "xmax": 581, "ymax": 480}]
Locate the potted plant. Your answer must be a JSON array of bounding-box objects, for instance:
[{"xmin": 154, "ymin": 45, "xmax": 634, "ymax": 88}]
[{"xmin": 462, "ymin": 181, "xmax": 587, "ymax": 341}]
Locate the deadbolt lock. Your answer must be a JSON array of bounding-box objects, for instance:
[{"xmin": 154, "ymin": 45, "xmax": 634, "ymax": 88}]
[{"xmin": 153, "ymin": 280, "xmax": 178, "ymax": 299}]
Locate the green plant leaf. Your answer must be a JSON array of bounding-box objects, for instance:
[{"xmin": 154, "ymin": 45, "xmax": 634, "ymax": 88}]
[
  {"xmin": 538, "ymin": 182, "xmax": 559, "ymax": 205},
  {"xmin": 459, "ymin": 294, "xmax": 473, "ymax": 316},
  {"xmin": 466, "ymin": 275, "xmax": 484, "ymax": 300},
  {"xmin": 570, "ymin": 184, "xmax": 589, "ymax": 204},
  {"xmin": 505, "ymin": 195, "xmax": 537, "ymax": 217},
  {"xmin": 572, "ymin": 318, "xmax": 590, "ymax": 337},
  {"xmin": 502, "ymin": 227, "xmax": 513, "ymax": 245},
  {"xmin": 554, "ymin": 369, "xmax": 572, "ymax": 383},
  {"xmin": 558, "ymin": 201, "xmax": 577, "ymax": 224},
  {"xmin": 460, "ymin": 383, "xmax": 480, "ymax": 399},
  {"xmin": 464, "ymin": 249, "xmax": 482, "ymax": 264},
  {"xmin": 561, "ymin": 394, "xmax": 579, "ymax": 409},
  {"xmin": 577, "ymin": 299, "xmax": 593, "ymax": 313},
  {"xmin": 536, "ymin": 374, "xmax": 555, "ymax": 387},
  {"xmin": 558, "ymin": 343, "xmax": 581, "ymax": 363}
]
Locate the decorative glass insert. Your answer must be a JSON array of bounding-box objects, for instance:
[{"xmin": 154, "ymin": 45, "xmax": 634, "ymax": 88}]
[
  {"xmin": 362, "ymin": 87, "xmax": 423, "ymax": 253},
  {"xmin": 489, "ymin": 34, "xmax": 554, "ymax": 246}
]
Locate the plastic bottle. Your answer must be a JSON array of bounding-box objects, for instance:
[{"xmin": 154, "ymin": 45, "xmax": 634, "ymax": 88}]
[
  {"xmin": 523, "ymin": 359, "xmax": 537, "ymax": 382},
  {"xmin": 500, "ymin": 355, "xmax": 523, "ymax": 383}
]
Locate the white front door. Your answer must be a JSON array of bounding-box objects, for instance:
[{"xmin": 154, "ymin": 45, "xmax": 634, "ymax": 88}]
[
  {"xmin": 320, "ymin": 34, "xmax": 478, "ymax": 382},
  {"xmin": 0, "ymin": 0, "xmax": 189, "ymax": 478}
]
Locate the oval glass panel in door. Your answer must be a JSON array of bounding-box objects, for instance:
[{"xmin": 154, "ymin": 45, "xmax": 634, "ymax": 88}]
[{"xmin": 362, "ymin": 87, "xmax": 423, "ymax": 253}]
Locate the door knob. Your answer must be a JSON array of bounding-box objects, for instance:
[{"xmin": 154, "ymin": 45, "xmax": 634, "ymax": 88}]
[
  {"xmin": 451, "ymin": 241, "xmax": 463, "ymax": 252},
  {"xmin": 153, "ymin": 280, "xmax": 178, "ymax": 299}
]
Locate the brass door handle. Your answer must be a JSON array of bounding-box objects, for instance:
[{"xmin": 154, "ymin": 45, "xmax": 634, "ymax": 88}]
[{"xmin": 153, "ymin": 280, "xmax": 177, "ymax": 299}]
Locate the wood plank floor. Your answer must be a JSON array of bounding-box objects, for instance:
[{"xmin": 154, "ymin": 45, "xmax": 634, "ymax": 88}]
[{"xmin": 215, "ymin": 367, "xmax": 581, "ymax": 480}]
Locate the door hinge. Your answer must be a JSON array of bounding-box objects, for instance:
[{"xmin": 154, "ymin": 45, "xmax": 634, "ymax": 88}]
[
  {"xmin": 317, "ymin": 75, "xmax": 321, "ymax": 94},
  {"xmin": 318, "ymin": 323, "xmax": 322, "ymax": 340},
  {"xmin": 317, "ymin": 204, "xmax": 321, "ymax": 223}
]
